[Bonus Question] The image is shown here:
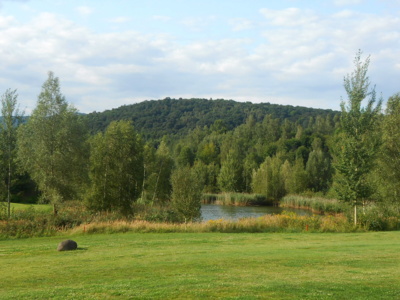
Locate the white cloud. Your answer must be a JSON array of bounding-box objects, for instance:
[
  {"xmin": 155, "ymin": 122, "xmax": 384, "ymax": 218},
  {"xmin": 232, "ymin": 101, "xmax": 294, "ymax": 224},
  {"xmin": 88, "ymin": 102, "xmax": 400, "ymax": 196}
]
[
  {"xmin": 152, "ymin": 15, "xmax": 171, "ymax": 22},
  {"xmin": 109, "ymin": 16, "xmax": 131, "ymax": 24},
  {"xmin": 260, "ymin": 7, "xmax": 319, "ymax": 27},
  {"xmin": 333, "ymin": 0, "xmax": 363, "ymax": 6},
  {"xmin": 0, "ymin": 4, "xmax": 399, "ymax": 114},
  {"xmin": 181, "ymin": 16, "xmax": 217, "ymax": 31},
  {"xmin": 229, "ymin": 18, "xmax": 253, "ymax": 31},
  {"xmin": 76, "ymin": 5, "xmax": 93, "ymax": 16}
]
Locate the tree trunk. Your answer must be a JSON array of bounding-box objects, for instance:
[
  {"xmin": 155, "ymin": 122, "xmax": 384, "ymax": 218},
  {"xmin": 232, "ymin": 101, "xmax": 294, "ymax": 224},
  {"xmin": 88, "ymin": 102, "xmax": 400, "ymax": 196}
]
[
  {"xmin": 354, "ymin": 204, "xmax": 357, "ymax": 226},
  {"xmin": 7, "ymin": 158, "xmax": 11, "ymax": 219}
]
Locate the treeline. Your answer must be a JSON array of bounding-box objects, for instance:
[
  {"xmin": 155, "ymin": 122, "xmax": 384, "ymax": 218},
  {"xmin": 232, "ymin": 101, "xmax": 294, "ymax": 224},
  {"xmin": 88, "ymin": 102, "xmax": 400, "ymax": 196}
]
[
  {"xmin": 84, "ymin": 97, "xmax": 339, "ymax": 140},
  {"xmin": 1, "ymin": 52, "xmax": 399, "ymax": 224}
]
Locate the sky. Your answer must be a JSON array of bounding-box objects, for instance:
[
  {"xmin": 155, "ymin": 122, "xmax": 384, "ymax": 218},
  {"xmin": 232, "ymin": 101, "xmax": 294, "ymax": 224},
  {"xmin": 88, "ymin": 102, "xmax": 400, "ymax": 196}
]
[{"xmin": 0, "ymin": 0, "xmax": 399, "ymax": 114}]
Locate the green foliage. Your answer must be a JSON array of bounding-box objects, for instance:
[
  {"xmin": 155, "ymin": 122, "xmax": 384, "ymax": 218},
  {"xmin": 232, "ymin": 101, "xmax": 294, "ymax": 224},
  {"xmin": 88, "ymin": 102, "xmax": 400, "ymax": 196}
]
[
  {"xmin": 281, "ymin": 195, "xmax": 350, "ymax": 214},
  {"xmin": 218, "ymin": 149, "xmax": 244, "ymax": 192},
  {"xmin": 192, "ymin": 161, "xmax": 219, "ymax": 193},
  {"xmin": 378, "ymin": 93, "xmax": 400, "ymax": 204},
  {"xmin": 16, "ymin": 72, "xmax": 88, "ymax": 206},
  {"xmin": 176, "ymin": 145, "xmax": 195, "ymax": 167},
  {"xmin": 153, "ymin": 141, "xmax": 175, "ymax": 202},
  {"xmin": 281, "ymin": 158, "xmax": 308, "ymax": 194},
  {"xmin": 171, "ymin": 166, "xmax": 203, "ymax": 222},
  {"xmin": 85, "ymin": 120, "xmax": 144, "ymax": 214},
  {"xmin": 202, "ymin": 193, "xmax": 270, "ymax": 206},
  {"xmin": 0, "ymin": 89, "xmax": 24, "ymax": 218},
  {"xmin": 84, "ymin": 98, "xmax": 339, "ymax": 140},
  {"xmin": 252, "ymin": 155, "xmax": 285, "ymax": 201},
  {"xmin": 357, "ymin": 203, "xmax": 400, "ymax": 231},
  {"xmin": 305, "ymin": 138, "xmax": 332, "ymax": 192},
  {"xmin": 332, "ymin": 51, "xmax": 382, "ymax": 219}
]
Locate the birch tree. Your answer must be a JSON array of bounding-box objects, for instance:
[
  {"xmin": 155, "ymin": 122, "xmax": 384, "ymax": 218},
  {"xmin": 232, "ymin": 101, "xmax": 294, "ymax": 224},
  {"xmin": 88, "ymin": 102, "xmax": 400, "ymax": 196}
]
[
  {"xmin": 17, "ymin": 72, "xmax": 88, "ymax": 212},
  {"xmin": 332, "ymin": 51, "xmax": 382, "ymax": 224},
  {"xmin": 85, "ymin": 120, "xmax": 143, "ymax": 214},
  {"xmin": 1, "ymin": 89, "xmax": 24, "ymax": 218}
]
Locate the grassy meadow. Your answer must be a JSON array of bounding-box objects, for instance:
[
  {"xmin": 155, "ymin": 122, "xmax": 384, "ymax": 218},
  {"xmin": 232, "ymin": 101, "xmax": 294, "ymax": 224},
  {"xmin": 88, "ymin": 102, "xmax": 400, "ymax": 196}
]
[
  {"xmin": 9, "ymin": 202, "xmax": 52, "ymax": 212},
  {"xmin": 1, "ymin": 231, "xmax": 400, "ymax": 299}
]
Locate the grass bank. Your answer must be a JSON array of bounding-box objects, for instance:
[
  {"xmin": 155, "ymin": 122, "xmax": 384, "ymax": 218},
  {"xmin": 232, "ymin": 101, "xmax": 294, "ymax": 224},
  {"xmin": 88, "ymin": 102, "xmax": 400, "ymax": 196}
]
[{"xmin": 0, "ymin": 231, "xmax": 399, "ymax": 299}]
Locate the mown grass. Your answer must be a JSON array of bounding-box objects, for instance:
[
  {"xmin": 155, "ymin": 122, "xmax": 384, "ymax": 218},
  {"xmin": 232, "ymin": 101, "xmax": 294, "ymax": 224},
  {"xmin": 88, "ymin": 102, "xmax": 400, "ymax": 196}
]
[
  {"xmin": 8, "ymin": 203, "xmax": 52, "ymax": 211},
  {"xmin": 0, "ymin": 231, "xmax": 399, "ymax": 299}
]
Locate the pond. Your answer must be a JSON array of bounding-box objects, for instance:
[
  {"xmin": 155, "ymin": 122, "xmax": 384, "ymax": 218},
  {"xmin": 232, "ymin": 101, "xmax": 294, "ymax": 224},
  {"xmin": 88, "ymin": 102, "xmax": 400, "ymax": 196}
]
[{"xmin": 201, "ymin": 204, "xmax": 312, "ymax": 221}]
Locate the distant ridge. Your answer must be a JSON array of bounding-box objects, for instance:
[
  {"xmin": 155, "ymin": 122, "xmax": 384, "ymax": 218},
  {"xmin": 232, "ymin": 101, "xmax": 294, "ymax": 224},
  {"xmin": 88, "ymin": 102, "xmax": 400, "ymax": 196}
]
[{"xmin": 83, "ymin": 98, "xmax": 339, "ymax": 140}]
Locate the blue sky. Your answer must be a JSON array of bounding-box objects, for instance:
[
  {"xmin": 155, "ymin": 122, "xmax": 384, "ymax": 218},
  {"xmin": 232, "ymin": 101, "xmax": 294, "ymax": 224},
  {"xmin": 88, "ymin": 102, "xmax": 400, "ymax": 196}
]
[{"xmin": 0, "ymin": 0, "xmax": 399, "ymax": 113}]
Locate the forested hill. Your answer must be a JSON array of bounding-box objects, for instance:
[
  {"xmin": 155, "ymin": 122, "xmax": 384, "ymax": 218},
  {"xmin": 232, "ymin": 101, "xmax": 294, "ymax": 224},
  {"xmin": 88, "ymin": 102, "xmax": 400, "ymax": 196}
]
[{"xmin": 84, "ymin": 98, "xmax": 339, "ymax": 140}]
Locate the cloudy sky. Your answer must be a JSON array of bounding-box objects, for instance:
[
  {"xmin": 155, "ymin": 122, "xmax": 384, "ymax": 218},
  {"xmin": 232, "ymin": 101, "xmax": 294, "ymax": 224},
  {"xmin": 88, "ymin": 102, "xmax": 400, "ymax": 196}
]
[{"xmin": 0, "ymin": 0, "xmax": 399, "ymax": 114}]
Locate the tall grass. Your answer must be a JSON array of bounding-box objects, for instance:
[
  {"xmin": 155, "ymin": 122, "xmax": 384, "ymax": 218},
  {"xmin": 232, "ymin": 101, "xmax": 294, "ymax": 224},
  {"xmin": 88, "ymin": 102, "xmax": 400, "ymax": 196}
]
[
  {"xmin": 281, "ymin": 195, "xmax": 400, "ymax": 231},
  {"xmin": 203, "ymin": 193, "xmax": 273, "ymax": 206},
  {"xmin": 281, "ymin": 194, "xmax": 350, "ymax": 214},
  {"xmin": 68, "ymin": 212, "xmax": 359, "ymax": 234}
]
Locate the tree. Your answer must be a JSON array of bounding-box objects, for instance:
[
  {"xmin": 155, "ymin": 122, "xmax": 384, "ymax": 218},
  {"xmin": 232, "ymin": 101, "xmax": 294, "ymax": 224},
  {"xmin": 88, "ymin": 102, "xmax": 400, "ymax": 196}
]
[
  {"xmin": 171, "ymin": 166, "xmax": 203, "ymax": 222},
  {"xmin": 176, "ymin": 145, "xmax": 195, "ymax": 167},
  {"xmin": 332, "ymin": 51, "xmax": 382, "ymax": 224},
  {"xmin": 17, "ymin": 72, "xmax": 88, "ymax": 212},
  {"xmin": 218, "ymin": 149, "xmax": 244, "ymax": 192},
  {"xmin": 378, "ymin": 93, "xmax": 400, "ymax": 205},
  {"xmin": 281, "ymin": 158, "xmax": 307, "ymax": 195},
  {"xmin": 140, "ymin": 141, "xmax": 174, "ymax": 204},
  {"xmin": 252, "ymin": 155, "xmax": 285, "ymax": 202},
  {"xmin": 0, "ymin": 89, "xmax": 24, "ymax": 218},
  {"xmin": 152, "ymin": 140, "xmax": 174, "ymax": 202},
  {"xmin": 306, "ymin": 138, "xmax": 332, "ymax": 192},
  {"xmin": 86, "ymin": 120, "xmax": 143, "ymax": 214}
]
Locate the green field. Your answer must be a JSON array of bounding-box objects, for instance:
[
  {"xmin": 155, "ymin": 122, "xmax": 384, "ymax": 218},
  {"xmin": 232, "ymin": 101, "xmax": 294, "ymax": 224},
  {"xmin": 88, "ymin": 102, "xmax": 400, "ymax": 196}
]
[
  {"xmin": 1, "ymin": 232, "xmax": 399, "ymax": 299},
  {"xmin": 7, "ymin": 202, "xmax": 52, "ymax": 212}
]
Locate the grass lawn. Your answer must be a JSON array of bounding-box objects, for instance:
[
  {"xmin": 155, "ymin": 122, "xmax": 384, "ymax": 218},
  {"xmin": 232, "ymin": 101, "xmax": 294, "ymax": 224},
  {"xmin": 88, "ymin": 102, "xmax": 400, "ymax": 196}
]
[
  {"xmin": 8, "ymin": 202, "xmax": 52, "ymax": 212},
  {"xmin": 0, "ymin": 231, "xmax": 399, "ymax": 299}
]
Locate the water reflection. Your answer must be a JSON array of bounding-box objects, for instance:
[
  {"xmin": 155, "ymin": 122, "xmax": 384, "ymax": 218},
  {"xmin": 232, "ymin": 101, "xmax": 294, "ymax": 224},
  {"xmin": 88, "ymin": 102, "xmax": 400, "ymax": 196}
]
[{"xmin": 201, "ymin": 204, "xmax": 312, "ymax": 221}]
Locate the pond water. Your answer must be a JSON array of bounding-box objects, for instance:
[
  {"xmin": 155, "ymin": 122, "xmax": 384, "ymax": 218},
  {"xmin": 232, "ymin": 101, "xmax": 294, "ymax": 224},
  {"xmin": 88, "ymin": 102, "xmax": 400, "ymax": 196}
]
[{"xmin": 201, "ymin": 204, "xmax": 312, "ymax": 221}]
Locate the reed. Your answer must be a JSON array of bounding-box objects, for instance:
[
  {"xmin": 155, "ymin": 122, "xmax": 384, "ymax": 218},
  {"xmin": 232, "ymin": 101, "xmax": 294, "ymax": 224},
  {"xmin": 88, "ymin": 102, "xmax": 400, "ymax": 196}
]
[
  {"xmin": 68, "ymin": 212, "xmax": 359, "ymax": 235},
  {"xmin": 280, "ymin": 194, "xmax": 349, "ymax": 214},
  {"xmin": 203, "ymin": 193, "xmax": 272, "ymax": 206}
]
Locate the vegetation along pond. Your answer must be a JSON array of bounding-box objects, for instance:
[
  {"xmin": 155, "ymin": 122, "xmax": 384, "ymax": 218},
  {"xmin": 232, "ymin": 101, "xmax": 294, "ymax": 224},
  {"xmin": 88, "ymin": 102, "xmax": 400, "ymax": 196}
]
[{"xmin": 201, "ymin": 204, "xmax": 312, "ymax": 221}]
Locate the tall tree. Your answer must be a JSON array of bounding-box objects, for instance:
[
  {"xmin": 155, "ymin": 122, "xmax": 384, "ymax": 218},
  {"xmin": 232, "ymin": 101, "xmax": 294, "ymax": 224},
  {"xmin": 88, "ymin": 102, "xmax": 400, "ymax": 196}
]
[
  {"xmin": 152, "ymin": 140, "xmax": 174, "ymax": 202},
  {"xmin": 332, "ymin": 51, "xmax": 382, "ymax": 224},
  {"xmin": 17, "ymin": 72, "xmax": 88, "ymax": 211},
  {"xmin": 252, "ymin": 155, "xmax": 285, "ymax": 202},
  {"xmin": 141, "ymin": 141, "xmax": 174, "ymax": 204},
  {"xmin": 306, "ymin": 138, "xmax": 332, "ymax": 193},
  {"xmin": 281, "ymin": 158, "xmax": 307, "ymax": 195},
  {"xmin": 379, "ymin": 93, "xmax": 400, "ymax": 205},
  {"xmin": 0, "ymin": 89, "xmax": 24, "ymax": 218},
  {"xmin": 171, "ymin": 166, "xmax": 203, "ymax": 222},
  {"xmin": 86, "ymin": 120, "xmax": 143, "ymax": 214},
  {"xmin": 218, "ymin": 149, "xmax": 244, "ymax": 193}
]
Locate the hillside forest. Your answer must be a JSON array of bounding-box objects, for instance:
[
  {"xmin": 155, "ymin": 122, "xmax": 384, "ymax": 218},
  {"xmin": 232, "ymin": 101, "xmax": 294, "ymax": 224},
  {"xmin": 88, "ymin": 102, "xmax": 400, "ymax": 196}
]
[{"xmin": 1, "ymin": 52, "xmax": 399, "ymax": 225}]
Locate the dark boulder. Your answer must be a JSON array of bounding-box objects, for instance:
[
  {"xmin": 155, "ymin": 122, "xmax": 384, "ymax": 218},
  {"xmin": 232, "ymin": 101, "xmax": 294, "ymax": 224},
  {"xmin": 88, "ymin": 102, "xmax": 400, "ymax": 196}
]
[{"xmin": 57, "ymin": 239, "xmax": 78, "ymax": 251}]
